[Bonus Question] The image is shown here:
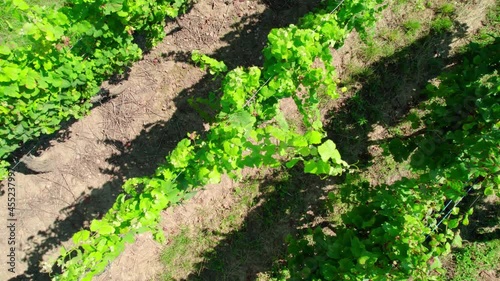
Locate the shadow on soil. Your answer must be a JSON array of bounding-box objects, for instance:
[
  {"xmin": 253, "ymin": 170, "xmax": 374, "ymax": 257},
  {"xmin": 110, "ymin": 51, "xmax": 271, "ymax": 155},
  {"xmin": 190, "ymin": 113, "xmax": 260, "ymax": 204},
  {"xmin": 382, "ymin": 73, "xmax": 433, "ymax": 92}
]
[
  {"xmin": 181, "ymin": 169, "xmax": 334, "ymax": 281},
  {"xmin": 460, "ymin": 194, "xmax": 500, "ymax": 242},
  {"xmin": 7, "ymin": 1, "xmax": 321, "ymax": 280},
  {"xmin": 326, "ymin": 23, "xmax": 466, "ymax": 164}
]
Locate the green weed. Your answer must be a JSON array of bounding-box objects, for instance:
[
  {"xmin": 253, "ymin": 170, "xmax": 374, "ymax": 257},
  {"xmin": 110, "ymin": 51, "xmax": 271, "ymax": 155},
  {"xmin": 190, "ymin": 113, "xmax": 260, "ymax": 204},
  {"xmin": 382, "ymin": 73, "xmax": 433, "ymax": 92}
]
[
  {"xmin": 431, "ymin": 17, "xmax": 454, "ymax": 33},
  {"xmin": 160, "ymin": 228, "xmax": 213, "ymax": 280},
  {"xmin": 360, "ymin": 41, "xmax": 384, "ymax": 62},
  {"xmin": 381, "ymin": 28, "xmax": 404, "ymax": 42},
  {"xmin": 450, "ymin": 239, "xmax": 500, "ymax": 281},
  {"xmin": 438, "ymin": 3, "xmax": 455, "ymax": 16},
  {"xmin": 404, "ymin": 19, "xmax": 422, "ymax": 35}
]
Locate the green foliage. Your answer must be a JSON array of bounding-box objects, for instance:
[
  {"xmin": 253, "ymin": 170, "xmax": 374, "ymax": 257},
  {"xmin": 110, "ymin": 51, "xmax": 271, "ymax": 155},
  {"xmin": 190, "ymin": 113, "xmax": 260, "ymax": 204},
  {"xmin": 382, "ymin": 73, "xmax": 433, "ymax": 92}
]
[
  {"xmin": 283, "ymin": 34, "xmax": 500, "ymax": 281},
  {"xmin": 438, "ymin": 3, "xmax": 455, "ymax": 16},
  {"xmin": 0, "ymin": 0, "xmax": 190, "ymax": 179},
  {"xmin": 386, "ymin": 38, "xmax": 500, "ymax": 196},
  {"xmin": 286, "ymin": 177, "xmax": 460, "ymax": 281},
  {"xmin": 403, "ymin": 19, "xmax": 422, "ymax": 35},
  {"xmin": 0, "ymin": 0, "xmax": 66, "ymax": 46},
  {"xmin": 50, "ymin": 0, "xmax": 388, "ymax": 279},
  {"xmin": 191, "ymin": 50, "xmax": 228, "ymax": 76}
]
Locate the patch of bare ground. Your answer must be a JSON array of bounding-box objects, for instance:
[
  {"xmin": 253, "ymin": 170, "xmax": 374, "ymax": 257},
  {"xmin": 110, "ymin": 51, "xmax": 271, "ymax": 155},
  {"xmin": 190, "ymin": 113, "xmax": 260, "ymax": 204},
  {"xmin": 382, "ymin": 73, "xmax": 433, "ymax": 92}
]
[
  {"xmin": 158, "ymin": 169, "xmax": 337, "ymax": 281},
  {"xmin": 479, "ymin": 270, "xmax": 500, "ymax": 281}
]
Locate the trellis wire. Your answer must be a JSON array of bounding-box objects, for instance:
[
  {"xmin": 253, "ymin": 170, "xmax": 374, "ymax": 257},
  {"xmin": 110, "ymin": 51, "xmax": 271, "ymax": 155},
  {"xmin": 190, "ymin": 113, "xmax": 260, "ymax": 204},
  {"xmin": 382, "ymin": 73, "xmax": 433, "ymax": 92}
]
[{"xmin": 425, "ymin": 178, "xmax": 483, "ymax": 241}]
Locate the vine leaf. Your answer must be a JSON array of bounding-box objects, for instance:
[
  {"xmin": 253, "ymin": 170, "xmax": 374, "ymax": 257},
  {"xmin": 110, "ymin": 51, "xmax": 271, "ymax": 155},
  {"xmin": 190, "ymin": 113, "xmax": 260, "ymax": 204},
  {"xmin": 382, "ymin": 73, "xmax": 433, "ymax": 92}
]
[
  {"xmin": 318, "ymin": 140, "xmax": 341, "ymax": 162},
  {"xmin": 90, "ymin": 220, "xmax": 115, "ymax": 235},
  {"xmin": 72, "ymin": 230, "xmax": 90, "ymax": 245}
]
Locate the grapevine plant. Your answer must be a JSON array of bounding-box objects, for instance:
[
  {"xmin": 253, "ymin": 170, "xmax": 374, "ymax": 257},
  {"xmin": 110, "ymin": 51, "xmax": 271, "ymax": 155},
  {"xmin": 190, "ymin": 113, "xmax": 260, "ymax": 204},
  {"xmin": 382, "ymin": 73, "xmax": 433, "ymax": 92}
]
[
  {"xmin": 283, "ymin": 34, "xmax": 499, "ymax": 280},
  {"xmin": 49, "ymin": 0, "xmax": 386, "ymax": 280},
  {"xmin": 0, "ymin": 0, "xmax": 189, "ymax": 179}
]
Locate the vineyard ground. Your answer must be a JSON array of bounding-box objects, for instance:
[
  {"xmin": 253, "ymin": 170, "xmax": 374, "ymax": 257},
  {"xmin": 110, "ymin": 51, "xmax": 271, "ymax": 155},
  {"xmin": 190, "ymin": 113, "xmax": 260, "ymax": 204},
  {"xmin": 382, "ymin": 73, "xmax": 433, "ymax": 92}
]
[{"xmin": 0, "ymin": 0, "xmax": 498, "ymax": 280}]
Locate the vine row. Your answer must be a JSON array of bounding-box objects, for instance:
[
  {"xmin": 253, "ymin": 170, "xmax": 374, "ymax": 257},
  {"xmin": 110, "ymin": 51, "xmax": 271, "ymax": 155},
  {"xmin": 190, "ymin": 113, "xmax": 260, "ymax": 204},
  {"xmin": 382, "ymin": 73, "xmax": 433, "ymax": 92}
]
[{"xmin": 49, "ymin": 0, "xmax": 386, "ymax": 279}]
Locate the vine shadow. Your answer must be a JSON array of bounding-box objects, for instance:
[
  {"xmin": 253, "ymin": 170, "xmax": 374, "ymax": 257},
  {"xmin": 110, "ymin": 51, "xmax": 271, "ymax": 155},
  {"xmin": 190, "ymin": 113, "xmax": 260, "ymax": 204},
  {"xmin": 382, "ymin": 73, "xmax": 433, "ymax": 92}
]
[
  {"xmin": 6, "ymin": 1, "xmax": 322, "ymax": 280},
  {"xmin": 183, "ymin": 168, "xmax": 335, "ymax": 281},
  {"xmin": 325, "ymin": 24, "xmax": 467, "ymax": 165}
]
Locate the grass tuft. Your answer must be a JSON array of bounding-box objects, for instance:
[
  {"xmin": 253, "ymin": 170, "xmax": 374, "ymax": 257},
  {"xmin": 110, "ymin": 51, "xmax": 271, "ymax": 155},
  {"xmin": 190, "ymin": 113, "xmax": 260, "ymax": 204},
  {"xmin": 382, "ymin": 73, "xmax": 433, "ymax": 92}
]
[
  {"xmin": 403, "ymin": 19, "xmax": 422, "ymax": 35},
  {"xmin": 431, "ymin": 17, "xmax": 454, "ymax": 33},
  {"xmin": 448, "ymin": 239, "xmax": 500, "ymax": 281},
  {"xmin": 438, "ymin": 3, "xmax": 455, "ymax": 16}
]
